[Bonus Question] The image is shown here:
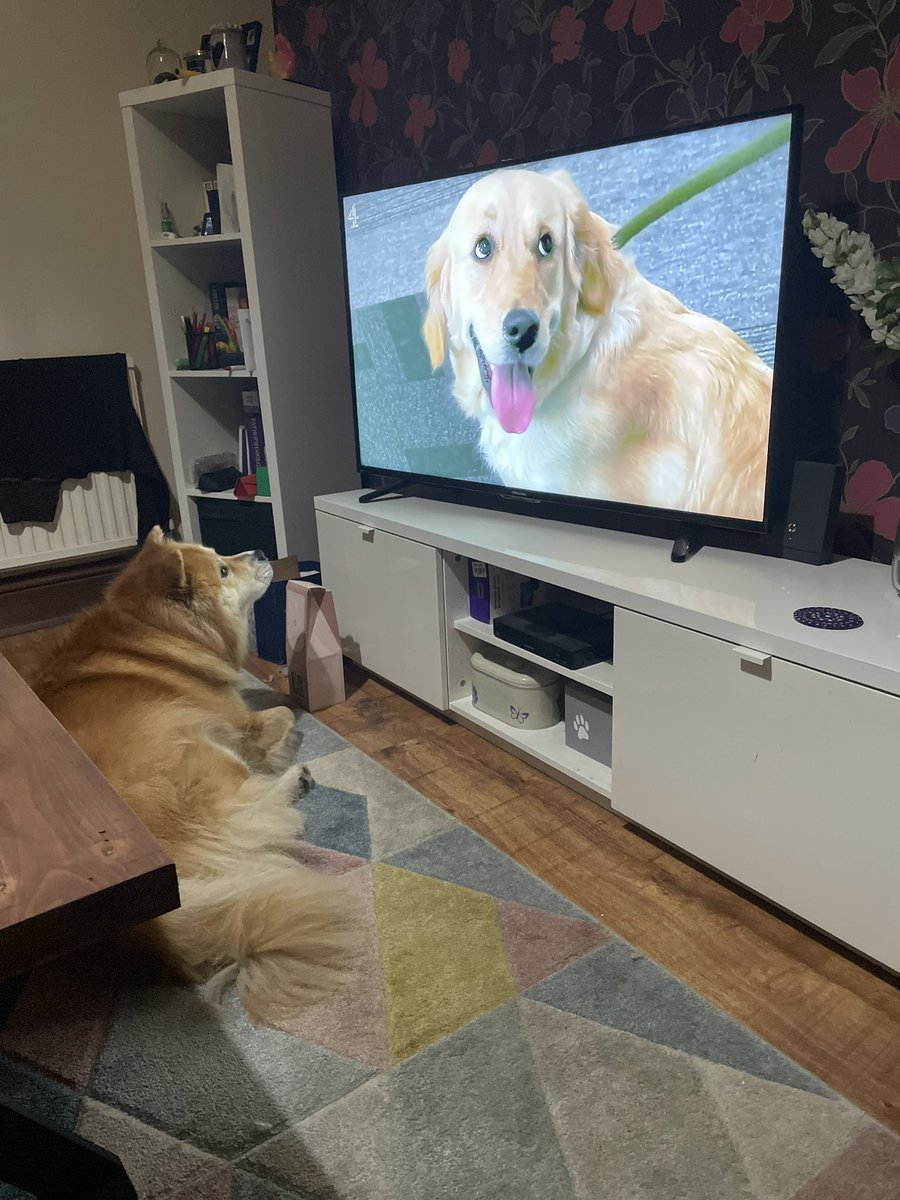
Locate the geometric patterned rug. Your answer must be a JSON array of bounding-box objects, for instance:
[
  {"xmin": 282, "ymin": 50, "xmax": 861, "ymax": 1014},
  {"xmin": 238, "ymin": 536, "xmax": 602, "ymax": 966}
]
[{"xmin": 2, "ymin": 698, "xmax": 900, "ymax": 1198}]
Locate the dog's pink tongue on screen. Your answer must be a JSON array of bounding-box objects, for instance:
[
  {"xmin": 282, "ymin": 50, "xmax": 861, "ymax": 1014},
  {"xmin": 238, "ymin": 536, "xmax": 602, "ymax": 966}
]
[{"xmin": 490, "ymin": 364, "xmax": 536, "ymax": 434}]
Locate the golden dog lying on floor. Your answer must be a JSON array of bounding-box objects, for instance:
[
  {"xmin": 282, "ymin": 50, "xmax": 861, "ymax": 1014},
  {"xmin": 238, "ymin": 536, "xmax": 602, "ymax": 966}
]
[
  {"xmin": 423, "ymin": 168, "xmax": 773, "ymax": 521},
  {"xmin": 28, "ymin": 529, "xmax": 351, "ymax": 1023}
]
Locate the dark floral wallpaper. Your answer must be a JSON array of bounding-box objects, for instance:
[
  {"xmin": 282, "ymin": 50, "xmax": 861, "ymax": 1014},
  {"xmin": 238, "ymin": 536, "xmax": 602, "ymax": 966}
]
[{"xmin": 273, "ymin": 0, "xmax": 900, "ymax": 559}]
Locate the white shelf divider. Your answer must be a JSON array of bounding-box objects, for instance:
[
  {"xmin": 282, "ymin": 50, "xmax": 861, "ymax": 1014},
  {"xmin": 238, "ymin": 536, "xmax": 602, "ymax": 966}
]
[
  {"xmin": 186, "ymin": 487, "xmax": 272, "ymax": 504},
  {"xmin": 450, "ymin": 697, "xmax": 613, "ymax": 799},
  {"xmin": 453, "ymin": 615, "xmax": 614, "ymax": 694},
  {"xmin": 169, "ymin": 369, "xmax": 254, "ymax": 379},
  {"xmin": 150, "ymin": 234, "xmax": 242, "ymax": 249}
]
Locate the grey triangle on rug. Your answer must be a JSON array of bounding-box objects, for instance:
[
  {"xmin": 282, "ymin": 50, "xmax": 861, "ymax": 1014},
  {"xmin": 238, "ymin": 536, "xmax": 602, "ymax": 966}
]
[{"xmin": 2, "ymin": 690, "xmax": 899, "ymax": 1200}]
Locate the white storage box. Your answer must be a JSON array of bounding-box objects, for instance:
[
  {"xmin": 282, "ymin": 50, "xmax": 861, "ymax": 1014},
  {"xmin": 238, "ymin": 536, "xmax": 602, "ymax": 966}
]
[
  {"xmin": 564, "ymin": 681, "xmax": 613, "ymax": 766},
  {"xmin": 471, "ymin": 648, "xmax": 560, "ymax": 730}
]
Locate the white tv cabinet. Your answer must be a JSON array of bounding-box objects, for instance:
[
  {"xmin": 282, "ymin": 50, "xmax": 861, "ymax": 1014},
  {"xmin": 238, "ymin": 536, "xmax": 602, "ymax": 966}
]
[{"xmin": 315, "ymin": 489, "xmax": 900, "ymax": 973}]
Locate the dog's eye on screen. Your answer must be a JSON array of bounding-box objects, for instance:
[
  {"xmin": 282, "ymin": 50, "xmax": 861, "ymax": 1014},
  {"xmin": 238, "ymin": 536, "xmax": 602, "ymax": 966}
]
[
  {"xmin": 538, "ymin": 232, "xmax": 553, "ymax": 257},
  {"xmin": 473, "ymin": 236, "xmax": 493, "ymax": 260},
  {"xmin": 219, "ymin": 564, "xmax": 229, "ymax": 579}
]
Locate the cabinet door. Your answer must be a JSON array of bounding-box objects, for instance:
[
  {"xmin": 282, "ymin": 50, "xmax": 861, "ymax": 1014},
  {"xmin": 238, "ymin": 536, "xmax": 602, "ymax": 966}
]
[
  {"xmin": 612, "ymin": 608, "xmax": 900, "ymax": 970},
  {"xmin": 316, "ymin": 512, "xmax": 446, "ymax": 710}
]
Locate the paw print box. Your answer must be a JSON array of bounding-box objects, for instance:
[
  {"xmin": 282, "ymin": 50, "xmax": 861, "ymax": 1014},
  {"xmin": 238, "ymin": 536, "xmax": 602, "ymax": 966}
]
[
  {"xmin": 563, "ymin": 681, "xmax": 613, "ymax": 767},
  {"xmin": 470, "ymin": 648, "xmax": 560, "ymax": 730}
]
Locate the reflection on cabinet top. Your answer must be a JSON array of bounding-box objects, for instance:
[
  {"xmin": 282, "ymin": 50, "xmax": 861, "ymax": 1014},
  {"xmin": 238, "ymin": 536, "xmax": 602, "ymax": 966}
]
[{"xmin": 315, "ymin": 491, "xmax": 900, "ymax": 699}]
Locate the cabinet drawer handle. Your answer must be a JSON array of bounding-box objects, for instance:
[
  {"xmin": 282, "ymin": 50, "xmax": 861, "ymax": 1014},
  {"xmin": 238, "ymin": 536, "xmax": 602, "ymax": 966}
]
[
  {"xmin": 734, "ymin": 645, "xmax": 771, "ymax": 668},
  {"xmin": 358, "ymin": 526, "xmax": 375, "ymax": 542}
]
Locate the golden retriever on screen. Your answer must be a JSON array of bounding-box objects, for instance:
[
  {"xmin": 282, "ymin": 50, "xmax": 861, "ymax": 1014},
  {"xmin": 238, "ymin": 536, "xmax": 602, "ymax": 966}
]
[
  {"xmin": 28, "ymin": 530, "xmax": 351, "ymax": 1024},
  {"xmin": 422, "ymin": 168, "xmax": 772, "ymax": 521}
]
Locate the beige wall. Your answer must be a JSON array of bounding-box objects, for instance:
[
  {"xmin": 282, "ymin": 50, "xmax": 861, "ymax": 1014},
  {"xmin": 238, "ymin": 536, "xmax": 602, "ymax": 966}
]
[{"xmin": 0, "ymin": 0, "xmax": 274, "ymax": 491}]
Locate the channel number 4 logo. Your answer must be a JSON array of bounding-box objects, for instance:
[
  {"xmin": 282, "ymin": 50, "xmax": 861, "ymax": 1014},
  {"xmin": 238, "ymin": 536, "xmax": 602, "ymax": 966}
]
[{"xmin": 347, "ymin": 203, "xmax": 360, "ymax": 230}]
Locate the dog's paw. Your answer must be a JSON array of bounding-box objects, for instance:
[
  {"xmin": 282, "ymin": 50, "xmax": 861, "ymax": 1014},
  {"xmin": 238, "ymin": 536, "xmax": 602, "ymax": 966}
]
[{"xmin": 297, "ymin": 764, "xmax": 314, "ymax": 797}]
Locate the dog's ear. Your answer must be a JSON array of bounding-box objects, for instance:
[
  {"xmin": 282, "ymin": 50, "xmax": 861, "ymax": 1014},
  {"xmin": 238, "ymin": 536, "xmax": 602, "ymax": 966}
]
[
  {"xmin": 136, "ymin": 535, "xmax": 190, "ymax": 600},
  {"xmin": 422, "ymin": 237, "xmax": 450, "ymax": 369},
  {"xmin": 550, "ymin": 170, "xmax": 622, "ymax": 317},
  {"xmin": 146, "ymin": 525, "xmax": 166, "ymax": 545}
]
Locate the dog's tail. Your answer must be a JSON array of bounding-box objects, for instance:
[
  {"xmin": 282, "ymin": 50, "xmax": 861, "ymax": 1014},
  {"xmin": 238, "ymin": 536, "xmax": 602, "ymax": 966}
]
[{"xmin": 153, "ymin": 862, "xmax": 356, "ymax": 1024}]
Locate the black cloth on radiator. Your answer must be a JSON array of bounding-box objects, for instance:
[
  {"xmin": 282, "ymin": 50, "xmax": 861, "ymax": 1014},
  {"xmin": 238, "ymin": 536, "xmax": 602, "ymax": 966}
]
[{"xmin": 0, "ymin": 354, "xmax": 170, "ymax": 537}]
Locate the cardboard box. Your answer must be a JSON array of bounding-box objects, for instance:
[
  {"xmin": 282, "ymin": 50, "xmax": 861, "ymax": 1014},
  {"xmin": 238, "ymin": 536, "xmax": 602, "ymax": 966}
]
[
  {"xmin": 467, "ymin": 559, "xmax": 548, "ymax": 624},
  {"xmin": 286, "ymin": 579, "xmax": 345, "ymax": 711}
]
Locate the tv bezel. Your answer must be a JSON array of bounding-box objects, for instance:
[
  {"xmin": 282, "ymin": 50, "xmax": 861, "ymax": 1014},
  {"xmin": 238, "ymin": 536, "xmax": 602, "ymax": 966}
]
[{"xmin": 337, "ymin": 104, "xmax": 804, "ymax": 540}]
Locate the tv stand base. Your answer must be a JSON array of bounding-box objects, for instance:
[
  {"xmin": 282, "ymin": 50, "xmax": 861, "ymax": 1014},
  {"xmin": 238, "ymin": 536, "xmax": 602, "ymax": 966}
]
[
  {"xmin": 671, "ymin": 527, "xmax": 703, "ymax": 563},
  {"xmin": 359, "ymin": 478, "xmax": 415, "ymax": 504}
]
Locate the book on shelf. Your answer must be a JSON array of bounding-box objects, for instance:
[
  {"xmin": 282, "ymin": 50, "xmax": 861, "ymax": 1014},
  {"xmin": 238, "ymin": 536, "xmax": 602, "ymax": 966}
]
[
  {"xmin": 216, "ymin": 163, "xmax": 239, "ymax": 233},
  {"xmin": 208, "ymin": 280, "xmax": 248, "ymax": 357},
  {"xmin": 237, "ymin": 415, "xmax": 266, "ymax": 475}
]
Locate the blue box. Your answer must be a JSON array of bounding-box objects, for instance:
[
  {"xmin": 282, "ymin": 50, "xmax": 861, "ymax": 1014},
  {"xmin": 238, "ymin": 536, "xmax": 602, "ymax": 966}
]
[
  {"xmin": 253, "ymin": 558, "xmax": 321, "ymax": 664},
  {"xmin": 467, "ymin": 559, "xmax": 547, "ymax": 624}
]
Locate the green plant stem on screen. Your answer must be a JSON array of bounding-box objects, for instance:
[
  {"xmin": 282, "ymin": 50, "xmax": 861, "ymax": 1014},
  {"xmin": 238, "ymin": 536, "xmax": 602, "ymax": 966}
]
[{"xmin": 613, "ymin": 118, "xmax": 792, "ymax": 250}]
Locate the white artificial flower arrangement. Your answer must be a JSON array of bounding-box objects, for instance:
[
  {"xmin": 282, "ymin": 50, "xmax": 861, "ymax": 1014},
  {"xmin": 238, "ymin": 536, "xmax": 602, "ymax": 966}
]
[{"xmin": 802, "ymin": 210, "xmax": 900, "ymax": 367}]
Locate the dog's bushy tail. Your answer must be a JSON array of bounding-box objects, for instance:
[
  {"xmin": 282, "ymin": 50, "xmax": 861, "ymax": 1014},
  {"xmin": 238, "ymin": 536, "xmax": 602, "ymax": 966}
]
[{"xmin": 154, "ymin": 862, "xmax": 356, "ymax": 1024}]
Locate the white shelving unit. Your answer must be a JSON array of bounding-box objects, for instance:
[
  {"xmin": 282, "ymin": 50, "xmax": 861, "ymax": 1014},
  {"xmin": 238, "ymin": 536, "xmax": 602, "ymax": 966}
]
[{"xmin": 120, "ymin": 70, "xmax": 357, "ymax": 558}]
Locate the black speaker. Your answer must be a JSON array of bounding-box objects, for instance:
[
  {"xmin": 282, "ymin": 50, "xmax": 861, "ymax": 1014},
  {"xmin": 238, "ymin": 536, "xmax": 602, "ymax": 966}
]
[{"xmin": 782, "ymin": 461, "xmax": 843, "ymax": 565}]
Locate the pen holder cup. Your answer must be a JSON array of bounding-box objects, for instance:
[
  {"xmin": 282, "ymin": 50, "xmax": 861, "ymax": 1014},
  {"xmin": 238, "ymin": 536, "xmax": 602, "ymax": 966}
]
[{"xmin": 185, "ymin": 330, "xmax": 217, "ymax": 370}]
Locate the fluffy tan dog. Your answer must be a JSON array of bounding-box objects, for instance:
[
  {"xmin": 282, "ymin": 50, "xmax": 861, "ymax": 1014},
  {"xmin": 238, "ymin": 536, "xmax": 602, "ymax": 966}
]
[
  {"xmin": 28, "ymin": 529, "xmax": 352, "ymax": 1023},
  {"xmin": 423, "ymin": 168, "xmax": 773, "ymax": 521}
]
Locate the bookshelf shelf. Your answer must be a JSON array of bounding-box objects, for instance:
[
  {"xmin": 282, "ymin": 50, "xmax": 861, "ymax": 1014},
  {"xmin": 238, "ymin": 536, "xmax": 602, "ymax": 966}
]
[
  {"xmin": 150, "ymin": 234, "xmax": 243, "ymax": 249},
  {"xmin": 186, "ymin": 488, "xmax": 272, "ymax": 504},
  {"xmin": 169, "ymin": 369, "xmax": 254, "ymax": 379},
  {"xmin": 121, "ymin": 69, "xmax": 357, "ymax": 559}
]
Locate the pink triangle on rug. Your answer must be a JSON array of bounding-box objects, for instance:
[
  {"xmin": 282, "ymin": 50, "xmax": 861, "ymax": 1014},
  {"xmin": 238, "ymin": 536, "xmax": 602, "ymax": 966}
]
[
  {"xmin": 291, "ymin": 842, "xmax": 366, "ymax": 875},
  {"xmin": 791, "ymin": 1126, "xmax": 900, "ymax": 1198},
  {"xmin": 496, "ymin": 899, "xmax": 614, "ymax": 991},
  {"xmin": 274, "ymin": 865, "xmax": 389, "ymax": 1067},
  {"xmin": 0, "ymin": 950, "xmax": 120, "ymax": 1089}
]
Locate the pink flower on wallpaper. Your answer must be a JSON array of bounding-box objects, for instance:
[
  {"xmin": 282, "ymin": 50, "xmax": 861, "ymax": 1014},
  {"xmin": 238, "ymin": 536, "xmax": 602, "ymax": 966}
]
[
  {"xmin": 604, "ymin": 0, "xmax": 665, "ymax": 37},
  {"xmin": 302, "ymin": 5, "xmax": 328, "ymax": 52},
  {"xmin": 404, "ymin": 94, "xmax": 436, "ymax": 147},
  {"xmin": 551, "ymin": 6, "xmax": 586, "ymax": 64},
  {"xmin": 349, "ymin": 39, "xmax": 388, "ymax": 128},
  {"xmin": 720, "ymin": 0, "xmax": 792, "ymax": 57},
  {"xmin": 268, "ymin": 33, "xmax": 296, "ymax": 81},
  {"xmin": 843, "ymin": 459, "xmax": 900, "ymax": 542},
  {"xmin": 477, "ymin": 140, "xmax": 498, "ymax": 165},
  {"xmin": 844, "ymin": 460, "xmax": 894, "ymax": 513},
  {"xmin": 874, "ymin": 495, "xmax": 900, "ymax": 539},
  {"xmin": 825, "ymin": 47, "xmax": 900, "ymax": 184},
  {"xmin": 448, "ymin": 39, "xmax": 471, "ymax": 84}
]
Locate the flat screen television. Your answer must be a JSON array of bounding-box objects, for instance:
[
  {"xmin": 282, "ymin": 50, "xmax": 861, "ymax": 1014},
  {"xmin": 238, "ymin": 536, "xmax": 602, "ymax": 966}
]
[{"xmin": 339, "ymin": 107, "xmax": 802, "ymax": 541}]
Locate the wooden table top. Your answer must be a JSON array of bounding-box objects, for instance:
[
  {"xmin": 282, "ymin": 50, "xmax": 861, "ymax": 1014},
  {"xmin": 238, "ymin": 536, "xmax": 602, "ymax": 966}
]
[{"xmin": 0, "ymin": 655, "xmax": 178, "ymax": 979}]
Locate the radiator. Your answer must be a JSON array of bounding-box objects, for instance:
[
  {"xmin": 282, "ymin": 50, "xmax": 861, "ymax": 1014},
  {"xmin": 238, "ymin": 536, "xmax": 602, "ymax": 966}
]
[{"xmin": 0, "ymin": 359, "xmax": 142, "ymax": 574}]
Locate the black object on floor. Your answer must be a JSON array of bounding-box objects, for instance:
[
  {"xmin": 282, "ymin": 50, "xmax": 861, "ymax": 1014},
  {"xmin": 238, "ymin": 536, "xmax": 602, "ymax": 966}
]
[
  {"xmin": 0, "ymin": 1096, "xmax": 138, "ymax": 1199},
  {"xmin": 0, "ymin": 354, "xmax": 170, "ymax": 537}
]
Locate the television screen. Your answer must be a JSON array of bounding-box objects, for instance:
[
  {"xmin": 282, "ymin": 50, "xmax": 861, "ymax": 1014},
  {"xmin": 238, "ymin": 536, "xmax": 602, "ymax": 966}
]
[{"xmin": 341, "ymin": 110, "xmax": 796, "ymax": 527}]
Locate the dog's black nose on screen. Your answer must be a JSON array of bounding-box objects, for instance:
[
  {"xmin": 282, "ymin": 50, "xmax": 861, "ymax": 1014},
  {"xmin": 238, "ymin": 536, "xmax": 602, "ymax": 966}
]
[
  {"xmin": 252, "ymin": 548, "xmax": 268, "ymax": 562},
  {"xmin": 503, "ymin": 309, "xmax": 539, "ymax": 353}
]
